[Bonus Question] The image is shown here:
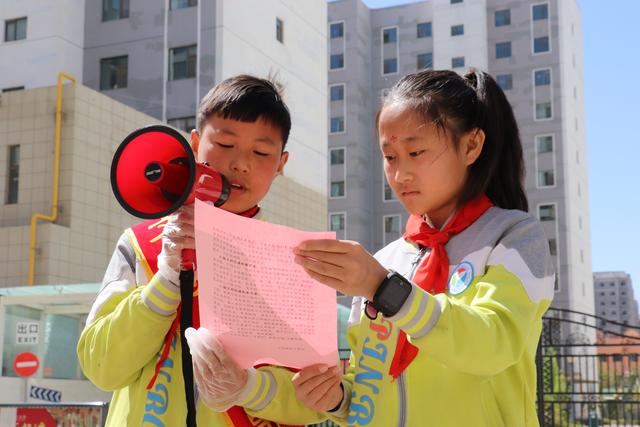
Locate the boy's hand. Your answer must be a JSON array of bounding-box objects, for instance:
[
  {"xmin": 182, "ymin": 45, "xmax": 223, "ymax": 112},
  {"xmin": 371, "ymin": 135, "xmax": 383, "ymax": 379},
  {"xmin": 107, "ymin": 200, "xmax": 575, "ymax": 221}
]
[
  {"xmin": 292, "ymin": 364, "xmax": 343, "ymax": 412},
  {"xmin": 293, "ymin": 240, "xmax": 388, "ymax": 300},
  {"xmin": 157, "ymin": 205, "xmax": 195, "ymax": 285},
  {"xmin": 185, "ymin": 327, "xmax": 249, "ymax": 412}
]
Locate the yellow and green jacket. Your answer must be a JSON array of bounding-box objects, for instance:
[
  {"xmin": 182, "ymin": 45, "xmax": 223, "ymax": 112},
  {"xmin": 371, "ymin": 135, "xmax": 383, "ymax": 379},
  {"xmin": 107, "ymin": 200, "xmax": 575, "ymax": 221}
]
[
  {"xmin": 330, "ymin": 207, "xmax": 556, "ymax": 427},
  {"xmin": 77, "ymin": 217, "xmax": 328, "ymax": 426}
]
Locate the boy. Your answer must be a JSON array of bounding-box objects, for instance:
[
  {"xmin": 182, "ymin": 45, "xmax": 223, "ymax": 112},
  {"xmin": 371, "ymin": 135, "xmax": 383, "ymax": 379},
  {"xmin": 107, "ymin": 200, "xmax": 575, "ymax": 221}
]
[{"xmin": 78, "ymin": 75, "xmax": 325, "ymax": 426}]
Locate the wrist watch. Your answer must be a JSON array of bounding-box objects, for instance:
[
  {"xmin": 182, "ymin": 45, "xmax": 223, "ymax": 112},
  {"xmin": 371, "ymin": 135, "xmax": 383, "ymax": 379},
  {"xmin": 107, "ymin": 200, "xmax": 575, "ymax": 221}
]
[{"xmin": 370, "ymin": 270, "xmax": 413, "ymax": 318}]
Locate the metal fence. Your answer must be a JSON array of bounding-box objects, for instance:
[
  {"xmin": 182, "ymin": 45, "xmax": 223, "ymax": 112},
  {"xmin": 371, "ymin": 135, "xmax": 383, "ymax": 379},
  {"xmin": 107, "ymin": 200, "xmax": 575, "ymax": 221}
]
[{"xmin": 538, "ymin": 308, "xmax": 640, "ymax": 427}]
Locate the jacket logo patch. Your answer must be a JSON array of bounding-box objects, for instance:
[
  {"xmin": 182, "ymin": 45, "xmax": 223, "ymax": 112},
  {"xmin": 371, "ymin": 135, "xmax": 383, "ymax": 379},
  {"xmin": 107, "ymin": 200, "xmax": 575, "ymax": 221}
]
[{"xmin": 448, "ymin": 261, "xmax": 474, "ymax": 295}]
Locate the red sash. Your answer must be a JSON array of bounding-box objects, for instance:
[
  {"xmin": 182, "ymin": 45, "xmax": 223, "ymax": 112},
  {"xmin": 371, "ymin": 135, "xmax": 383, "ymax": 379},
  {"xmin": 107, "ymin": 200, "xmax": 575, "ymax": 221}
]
[{"xmin": 128, "ymin": 214, "xmax": 300, "ymax": 427}]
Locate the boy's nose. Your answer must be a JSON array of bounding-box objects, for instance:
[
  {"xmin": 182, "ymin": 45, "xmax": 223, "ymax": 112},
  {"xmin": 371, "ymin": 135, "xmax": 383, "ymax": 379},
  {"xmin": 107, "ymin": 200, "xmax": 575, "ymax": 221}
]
[{"xmin": 230, "ymin": 155, "xmax": 250, "ymax": 174}]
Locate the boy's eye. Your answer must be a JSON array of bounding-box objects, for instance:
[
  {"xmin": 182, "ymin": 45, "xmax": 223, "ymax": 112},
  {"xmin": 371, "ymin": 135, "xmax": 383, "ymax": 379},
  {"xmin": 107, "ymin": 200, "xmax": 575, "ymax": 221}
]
[
  {"xmin": 409, "ymin": 150, "xmax": 425, "ymax": 157},
  {"xmin": 216, "ymin": 142, "xmax": 233, "ymax": 149},
  {"xmin": 383, "ymin": 155, "xmax": 395, "ymax": 162},
  {"xmin": 254, "ymin": 151, "xmax": 270, "ymax": 157}
]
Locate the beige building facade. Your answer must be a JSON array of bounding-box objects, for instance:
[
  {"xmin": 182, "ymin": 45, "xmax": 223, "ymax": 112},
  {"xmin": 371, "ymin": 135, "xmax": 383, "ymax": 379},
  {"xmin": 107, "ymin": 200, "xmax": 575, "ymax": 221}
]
[{"xmin": 0, "ymin": 83, "xmax": 327, "ymax": 287}]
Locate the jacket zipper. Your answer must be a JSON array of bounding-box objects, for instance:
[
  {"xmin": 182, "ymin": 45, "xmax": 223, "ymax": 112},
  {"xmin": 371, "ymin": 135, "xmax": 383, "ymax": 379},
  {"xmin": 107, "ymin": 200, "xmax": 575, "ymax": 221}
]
[{"xmin": 397, "ymin": 247, "xmax": 427, "ymax": 427}]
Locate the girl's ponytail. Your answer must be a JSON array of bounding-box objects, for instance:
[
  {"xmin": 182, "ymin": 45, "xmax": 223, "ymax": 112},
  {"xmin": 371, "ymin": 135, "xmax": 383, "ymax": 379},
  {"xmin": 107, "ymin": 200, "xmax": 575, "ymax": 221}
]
[{"xmin": 463, "ymin": 70, "xmax": 528, "ymax": 211}]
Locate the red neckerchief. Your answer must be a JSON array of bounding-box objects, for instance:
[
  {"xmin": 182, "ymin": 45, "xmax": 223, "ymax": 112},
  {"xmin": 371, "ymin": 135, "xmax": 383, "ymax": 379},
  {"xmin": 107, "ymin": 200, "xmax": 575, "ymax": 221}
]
[
  {"xmin": 388, "ymin": 195, "xmax": 493, "ymax": 379},
  {"xmin": 146, "ymin": 205, "xmax": 260, "ymax": 389}
]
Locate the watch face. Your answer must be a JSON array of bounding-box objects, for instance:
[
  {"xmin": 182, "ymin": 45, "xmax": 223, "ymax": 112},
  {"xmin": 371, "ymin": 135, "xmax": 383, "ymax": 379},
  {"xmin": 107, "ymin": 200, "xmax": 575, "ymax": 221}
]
[
  {"xmin": 384, "ymin": 277, "xmax": 411, "ymax": 307},
  {"xmin": 378, "ymin": 274, "xmax": 412, "ymax": 316}
]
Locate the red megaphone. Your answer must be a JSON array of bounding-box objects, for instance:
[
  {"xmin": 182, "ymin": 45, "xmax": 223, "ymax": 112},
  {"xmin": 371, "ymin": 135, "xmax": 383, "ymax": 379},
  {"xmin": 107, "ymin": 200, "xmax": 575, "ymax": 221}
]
[{"xmin": 110, "ymin": 124, "xmax": 230, "ymax": 220}]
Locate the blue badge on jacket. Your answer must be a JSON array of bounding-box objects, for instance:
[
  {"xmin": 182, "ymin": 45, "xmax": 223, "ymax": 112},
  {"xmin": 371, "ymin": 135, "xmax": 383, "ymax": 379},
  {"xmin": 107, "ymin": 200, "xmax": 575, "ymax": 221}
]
[{"xmin": 448, "ymin": 261, "xmax": 474, "ymax": 295}]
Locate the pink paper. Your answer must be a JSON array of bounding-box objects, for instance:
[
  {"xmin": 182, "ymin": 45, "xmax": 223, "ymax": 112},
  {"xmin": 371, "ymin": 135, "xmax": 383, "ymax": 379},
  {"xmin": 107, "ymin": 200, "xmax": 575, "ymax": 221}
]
[{"xmin": 194, "ymin": 200, "xmax": 338, "ymax": 369}]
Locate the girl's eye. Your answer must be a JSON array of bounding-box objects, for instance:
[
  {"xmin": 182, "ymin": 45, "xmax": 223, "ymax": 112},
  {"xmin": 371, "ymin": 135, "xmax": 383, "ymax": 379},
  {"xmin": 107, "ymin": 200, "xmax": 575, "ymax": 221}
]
[
  {"xmin": 384, "ymin": 155, "xmax": 395, "ymax": 161},
  {"xmin": 409, "ymin": 150, "xmax": 425, "ymax": 157},
  {"xmin": 254, "ymin": 151, "xmax": 270, "ymax": 157},
  {"xmin": 216, "ymin": 142, "xmax": 233, "ymax": 149}
]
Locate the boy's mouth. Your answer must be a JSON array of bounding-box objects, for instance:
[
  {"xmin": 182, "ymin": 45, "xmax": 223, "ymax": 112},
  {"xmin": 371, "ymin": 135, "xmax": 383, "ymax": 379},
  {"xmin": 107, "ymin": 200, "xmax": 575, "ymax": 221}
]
[{"xmin": 230, "ymin": 182, "xmax": 246, "ymax": 193}]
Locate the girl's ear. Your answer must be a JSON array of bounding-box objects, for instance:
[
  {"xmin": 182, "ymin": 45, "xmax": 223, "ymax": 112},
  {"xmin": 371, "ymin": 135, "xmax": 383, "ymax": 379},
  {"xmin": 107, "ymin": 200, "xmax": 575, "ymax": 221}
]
[
  {"xmin": 463, "ymin": 128, "xmax": 485, "ymax": 166},
  {"xmin": 190, "ymin": 129, "xmax": 200, "ymax": 156}
]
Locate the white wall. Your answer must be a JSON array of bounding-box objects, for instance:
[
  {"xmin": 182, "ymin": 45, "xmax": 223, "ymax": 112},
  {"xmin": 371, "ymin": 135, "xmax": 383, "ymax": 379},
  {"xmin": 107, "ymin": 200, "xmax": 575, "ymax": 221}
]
[
  {"xmin": 0, "ymin": 0, "xmax": 85, "ymax": 90},
  {"xmin": 215, "ymin": 0, "xmax": 328, "ymax": 196},
  {"xmin": 433, "ymin": 0, "xmax": 488, "ymax": 72}
]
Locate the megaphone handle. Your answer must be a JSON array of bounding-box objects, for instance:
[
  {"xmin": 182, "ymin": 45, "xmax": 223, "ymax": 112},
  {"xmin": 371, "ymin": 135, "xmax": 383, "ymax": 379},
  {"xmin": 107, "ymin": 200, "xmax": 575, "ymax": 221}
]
[
  {"xmin": 181, "ymin": 248, "xmax": 195, "ymax": 271},
  {"xmin": 179, "ymin": 267, "xmax": 198, "ymax": 427}
]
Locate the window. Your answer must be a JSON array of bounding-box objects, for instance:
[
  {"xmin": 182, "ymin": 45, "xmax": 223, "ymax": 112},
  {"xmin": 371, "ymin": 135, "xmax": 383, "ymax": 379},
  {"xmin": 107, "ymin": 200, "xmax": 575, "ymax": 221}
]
[
  {"xmin": 536, "ymin": 102, "xmax": 552, "ymax": 120},
  {"xmin": 330, "ymin": 84, "xmax": 345, "ymax": 102},
  {"xmin": 538, "ymin": 170, "xmax": 555, "ymax": 187},
  {"xmin": 169, "ymin": 45, "xmax": 197, "ymax": 80},
  {"xmin": 4, "ymin": 17, "xmax": 27, "ymax": 42},
  {"xmin": 417, "ymin": 22, "xmax": 432, "ymax": 38},
  {"xmin": 2, "ymin": 86, "xmax": 24, "ymax": 93},
  {"xmin": 539, "ymin": 204, "xmax": 555, "ymax": 221},
  {"xmin": 383, "ymin": 27, "xmax": 397, "ymax": 44},
  {"xmin": 383, "ymin": 179, "xmax": 396, "ymax": 201},
  {"xmin": 548, "ymin": 238, "xmax": 557, "ymax": 256},
  {"xmin": 330, "ymin": 148, "xmax": 345, "ymax": 165},
  {"xmin": 451, "ymin": 24, "xmax": 464, "ymax": 36},
  {"xmin": 100, "ymin": 56, "xmax": 128, "ymax": 90},
  {"xmin": 168, "ymin": 116, "xmax": 196, "ymax": 132},
  {"xmin": 330, "ymin": 54, "xmax": 344, "ymax": 70},
  {"xmin": 6, "ymin": 145, "xmax": 19, "ymax": 204},
  {"xmin": 533, "ymin": 3, "xmax": 549, "ymax": 21},
  {"xmin": 330, "ymin": 22, "xmax": 344, "ymax": 39},
  {"xmin": 496, "ymin": 74, "xmax": 512, "ymax": 91},
  {"xmin": 331, "ymin": 181, "xmax": 345, "ymax": 198},
  {"xmin": 452, "ymin": 57, "xmax": 465, "ymax": 68},
  {"xmin": 496, "ymin": 41, "xmax": 511, "ymax": 58},
  {"xmin": 417, "ymin": 53, "xmax": 433, "ymax": 70},
  {"xmin": 170, "ymin": 0, "xmax": 197, "ymax": 9},
  {"xmin": 384, "ymin": 215, "xmax": 402, "ymax": 245},
  {"xmin": 330, "ymin": 117, "xmax": 345, "ymax": 133},
  {"xmin": 495, "ymin": 9, "xmax": 511, "ymax": 27},
  {"xmin": 536, "ymin": 135, "xmax": 553, "ymax": 153},
  {"xmin": 535, "ymin": 69, "xmax": 551, "ymax": 86},
  {"xmin": 330, "ymin": 213, "xmax": 345, "ymax": 232},
  {"xmin": 383, "ymin": 58, "xmax": 398, "ymax": 74},
  {"xmin": 384, "ymin": 216, "xmax": 400, "ymax": 234},
  {"xmin": 276, "ymin": 18, "xmax": 284, "ymax": 43},
  {"xmin": 102, "ymin": 0, "xmax": 129, "ymax": 21},
  {"xmin": 534, "ymin": 36, "xmax": 550, "ymax": 53}
]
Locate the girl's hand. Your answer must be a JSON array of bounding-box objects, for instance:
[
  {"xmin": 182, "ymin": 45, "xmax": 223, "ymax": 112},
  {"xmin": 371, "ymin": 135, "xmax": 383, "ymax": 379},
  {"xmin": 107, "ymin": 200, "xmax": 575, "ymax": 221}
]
[
  {"xmin": 292, "ymin": 364, "xmax": 343, "ymax": 412},
  {"xmin": 293, "ymin": 240, "xmax": 388, "ymax": 300}
]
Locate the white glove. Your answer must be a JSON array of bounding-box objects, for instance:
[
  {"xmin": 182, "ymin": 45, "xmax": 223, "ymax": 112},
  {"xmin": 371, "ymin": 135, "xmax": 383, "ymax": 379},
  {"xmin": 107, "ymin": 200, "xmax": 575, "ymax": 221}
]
[
  {"xmin": 185, "ymin": 327, "xmax": 251, "ymax": 412},
  {"xmin": 157, "ymin": 205, "xmax": 195, "ymax": 285}
]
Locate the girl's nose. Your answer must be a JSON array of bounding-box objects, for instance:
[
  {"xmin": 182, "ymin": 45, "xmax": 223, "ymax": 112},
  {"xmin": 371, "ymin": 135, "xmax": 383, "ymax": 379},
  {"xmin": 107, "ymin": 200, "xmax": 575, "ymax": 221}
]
[{"xmin": 395, "ymin": 165, "xmax": 413, "ymax": 183}]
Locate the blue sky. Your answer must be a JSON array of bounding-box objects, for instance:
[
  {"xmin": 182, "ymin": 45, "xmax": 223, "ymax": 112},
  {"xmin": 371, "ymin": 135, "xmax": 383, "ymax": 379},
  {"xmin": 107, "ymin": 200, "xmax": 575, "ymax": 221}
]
[{"xmin": 360, "ymin": 0, "xmax": 640, "ymax": 294}]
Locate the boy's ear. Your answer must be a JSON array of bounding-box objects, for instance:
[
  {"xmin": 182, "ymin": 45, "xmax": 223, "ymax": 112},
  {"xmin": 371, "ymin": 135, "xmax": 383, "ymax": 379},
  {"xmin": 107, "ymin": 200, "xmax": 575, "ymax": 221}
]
[
  {"xmin": 276, "ymin": 151, "xmax": 289, "ymax": 176},
  {"xmin": 463, "ymin": 128, "xmax": 485, "ymax": 166},
  {"xmin": 190, "ymin": 129, "xmax": 200, "ymax": 155}
]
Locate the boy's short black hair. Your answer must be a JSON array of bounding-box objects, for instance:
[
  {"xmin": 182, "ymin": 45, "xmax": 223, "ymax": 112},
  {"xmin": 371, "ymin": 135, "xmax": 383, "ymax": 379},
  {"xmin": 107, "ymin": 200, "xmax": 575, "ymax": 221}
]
[{"xmin": 197, "ymin": 75, "xmax": 291, "ymax": 149}]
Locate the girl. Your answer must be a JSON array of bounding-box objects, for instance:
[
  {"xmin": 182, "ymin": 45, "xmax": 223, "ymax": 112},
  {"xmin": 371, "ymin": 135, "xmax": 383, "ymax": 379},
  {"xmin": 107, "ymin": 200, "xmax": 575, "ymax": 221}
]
[
  {"xmin": 291, "ymin": 69, "xmax": 555, "ymax": 426},
  {"xmin": 186, "ymin": 69, "xmax": 554, "ymax": 427}
]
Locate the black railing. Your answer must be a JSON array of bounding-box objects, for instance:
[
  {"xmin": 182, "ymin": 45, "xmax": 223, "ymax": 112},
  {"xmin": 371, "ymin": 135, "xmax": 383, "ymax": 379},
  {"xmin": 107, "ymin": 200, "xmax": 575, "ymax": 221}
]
[{"xmin": 538, "ymin": 307, "xmax": 640, "ymax": 427}]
